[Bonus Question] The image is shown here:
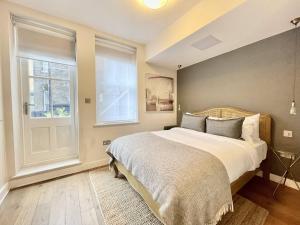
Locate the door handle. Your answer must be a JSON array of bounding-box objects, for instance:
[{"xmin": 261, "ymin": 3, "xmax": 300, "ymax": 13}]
[{"xmin": 24, "ymin": 102, "xmax": 35, "ymax": 115}]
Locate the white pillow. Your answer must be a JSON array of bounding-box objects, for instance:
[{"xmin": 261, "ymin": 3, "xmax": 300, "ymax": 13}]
[
  {"xmin": 242, "ymin": 114, "xmax": 260, "ymax": 143},
  {"xmin": 208, "ymin": 116, "xmax": 224, "ymax": 120},
  {"xmin": 208, "ymin": 116, "xmax": 240, "ymax": 120}
]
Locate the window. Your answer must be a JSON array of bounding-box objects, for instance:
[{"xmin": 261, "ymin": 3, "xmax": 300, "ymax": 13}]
[
  {"xmin": 13, "ymin": 15, "xmax": 76, "ymax": 118},
  {"xmin": 95, "ymin": 37, "xmax": 138, "ymax": 125}
]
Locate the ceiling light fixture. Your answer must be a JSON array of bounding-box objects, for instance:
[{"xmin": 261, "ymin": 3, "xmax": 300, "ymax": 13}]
[{"xmin": 144, "ymin": 0, "xmax": 168, "ymax": 9}]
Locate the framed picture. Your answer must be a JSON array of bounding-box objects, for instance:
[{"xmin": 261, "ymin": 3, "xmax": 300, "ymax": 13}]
[{"xmin": 145, "ymin": 73, "xmax": 174, "ymax": 112}]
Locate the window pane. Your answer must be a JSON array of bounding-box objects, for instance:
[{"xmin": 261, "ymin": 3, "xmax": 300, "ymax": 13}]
[
  {"xmin": 50, "ymin": 62, "xmax": 70, "ymax": 80},
  {"xmin": 23, "ymin": 58, "xmax": 74, "ymax": 119},
  {"xmin": 20, "ymin": 59, "xmax": 73, "ymax": 81},
  {"xmin": 29, "ymin": 78, "xmax": 51, "ymax": 118},
  {"xmin": 95, "ymin": 43, "xmax": 137, "ymax": 124},
  {"xmin": 52, "ymin": 80, "xmax": 71, "ymax": 117},
  {"xmin": 20, "ymin": 58, "xmax": 49, "ymax": 78},
  {"xmin": 33, "ymin": 60, "xmax": 50, "ymax": 77}
]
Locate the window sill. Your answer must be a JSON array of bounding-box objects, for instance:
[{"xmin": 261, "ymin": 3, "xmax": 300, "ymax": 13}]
[
  {"xmin": 13, "ymin": 159, "xmax": 81, "ymax": 179},
  {"xmin": 94, "ymin": 121, "xmax": 139, "ymax": 127}
]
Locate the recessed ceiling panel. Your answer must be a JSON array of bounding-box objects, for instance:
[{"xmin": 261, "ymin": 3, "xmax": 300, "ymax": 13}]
[{"xmin": 192, "ymin": 35, "xmax": 222, "ymax": 51}]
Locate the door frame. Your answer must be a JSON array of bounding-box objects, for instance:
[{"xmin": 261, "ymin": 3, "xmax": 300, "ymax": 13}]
[{"xmin": 17, "ymin": 58, "xmax": 80, "ymax": 168}]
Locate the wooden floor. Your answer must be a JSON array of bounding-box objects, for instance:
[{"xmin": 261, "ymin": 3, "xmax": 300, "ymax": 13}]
[
  {"xmin": 239, "ymin": 176, "xmax": 300, "ymax": 225},
  {"xmin": 0, "ymin": 170, "xmax": 299, "ymax": 225},
  {"xmin": 0, "ymin": 171, "xmax": 105, "ymax": 225}
]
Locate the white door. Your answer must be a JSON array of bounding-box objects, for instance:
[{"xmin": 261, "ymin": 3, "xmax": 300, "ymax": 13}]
[{"xmin": 20, "ymin": 58, "xmax": 77, "ymax": 167}]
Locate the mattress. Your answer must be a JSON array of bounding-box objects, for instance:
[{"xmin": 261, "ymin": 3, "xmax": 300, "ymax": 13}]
[{"xmin": 152, "ymin": 127, "xmax": 267, "ymax": 183}]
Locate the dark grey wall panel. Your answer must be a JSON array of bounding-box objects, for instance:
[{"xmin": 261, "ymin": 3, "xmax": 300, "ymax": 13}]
[{"xmin": 178, "ymin": 28, "xmax": 300, "ymax": 180}]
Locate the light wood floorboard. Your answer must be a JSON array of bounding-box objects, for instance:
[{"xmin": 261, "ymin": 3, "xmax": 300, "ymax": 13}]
[
  {"xmin": 0, "ymin": 170, "xmax": 299, "ymax": 225},
  {"xmin": 0, "ymin": 171, "xmax": 103, "ymax": 225}
]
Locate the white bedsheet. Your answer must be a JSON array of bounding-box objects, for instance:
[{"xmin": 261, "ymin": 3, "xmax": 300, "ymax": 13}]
[{"xmin": 152, "ymin": 127, "xmax": 267, "ymax": 183}]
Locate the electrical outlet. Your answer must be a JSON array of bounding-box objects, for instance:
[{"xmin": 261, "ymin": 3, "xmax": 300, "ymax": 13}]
[
  {"xmin": 283, "ymin": 130, "xmax": 293, "ymax": 138},
  {"xmin": 103, "ymin": 140, "xmax": 111, "ymax": 146}
]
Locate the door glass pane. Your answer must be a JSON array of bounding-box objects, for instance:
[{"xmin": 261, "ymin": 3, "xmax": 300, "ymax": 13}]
[
  {"xmin": 29, "ymin": 78, "xmax": 51, "ymax": 118},
  {"xmin": 52, "ymin": 80, "xmax": 71, "ymax": 117},
  {"xmin": 50, "ymin": 62, "xmax": 70, "ymax": 80},
  {"xmin": 33, "ymin": 60, "xmax": 50, "ymax": 77},
  {"xmin": 23, "ymin": 58, "xmax": 73, "ymax": 119}
]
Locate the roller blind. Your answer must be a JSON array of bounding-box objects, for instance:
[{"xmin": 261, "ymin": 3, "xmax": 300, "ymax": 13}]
[
  {"xmin": 95, "ymin": 37, "xmax": 138, "ymax": 125},
  {"xmin": 12, "ymin": 15, "xmax": 76, "ymax": 65}
]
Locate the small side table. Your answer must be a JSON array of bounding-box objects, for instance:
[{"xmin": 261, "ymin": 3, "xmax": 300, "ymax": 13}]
[
  {"xmin": 164, "ymin": 125, "xmax": 178, "ymax": 130},
  {"xmin": 272, "ymin": 149, "xmax": 300, "ymax": 197}
]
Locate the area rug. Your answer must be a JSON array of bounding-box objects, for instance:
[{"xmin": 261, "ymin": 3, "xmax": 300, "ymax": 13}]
[{"xmin": 89, "ymin": 169, "xmax": 269, "ymax": 225}]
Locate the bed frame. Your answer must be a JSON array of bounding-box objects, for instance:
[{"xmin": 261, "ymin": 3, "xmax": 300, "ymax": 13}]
[{"xmin": 111, "ymin": 107, "xmax": 272, "ymax": 222}]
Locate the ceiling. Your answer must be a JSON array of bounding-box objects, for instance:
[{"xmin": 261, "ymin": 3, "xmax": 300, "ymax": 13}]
[
  {"xmin": 147, "ymin": 0, "xmax": 300, "ymax": 69},
  {"xmin": 8, "ymin": 0, "xmax": 200, "ymax": 44},
  {"xmin": 7, "ymin": 0, "xmax": 300, "ymax": 70}
]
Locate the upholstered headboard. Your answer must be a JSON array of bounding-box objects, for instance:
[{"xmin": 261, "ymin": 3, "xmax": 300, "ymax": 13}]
[{"xmin": 193, "ymin": 107, "xmax": 272, "ymax": 146}]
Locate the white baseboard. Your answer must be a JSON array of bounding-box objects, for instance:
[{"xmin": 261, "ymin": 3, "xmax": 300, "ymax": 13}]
[
  {"xmin": 14, "ymin": 159, "xmax": 82, "ymax": 178},
  {"xmin": 0, "ymin": 183, "xmax": 10, "ymax": 206},
  {"xmin": 10, "ymin": 159, "xmax": 108, "ymax": 189},
  {"xmin": 256, "ymin": 171, "xmax": 300, "ymax": 190}
]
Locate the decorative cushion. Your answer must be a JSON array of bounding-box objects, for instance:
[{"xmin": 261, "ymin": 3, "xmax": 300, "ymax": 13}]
[
  {"xmin": 206, "ymin": 117, "xmax": 245, "ymax": 139},
  {"xmin": 242, "ymin": 114, "xmax": 260, "ymax": 143},
  {"xmin": 181, "ymin": 113, "xmax": 207, "ymax": 132}
]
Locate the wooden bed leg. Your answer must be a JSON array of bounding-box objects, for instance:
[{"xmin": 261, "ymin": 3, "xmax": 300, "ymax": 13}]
[
  {"xmin": 107, "ymin": 152, "xmax": 120, "ymax": 178},
  {"xmin": 262, "ymin": 153, "xmax": 271, "ymax": 182},
  {"xmin": 109, "ymin": 159, "xmax": 119, "ymax": 178},
  {"xmin": 263, "ymin": 166, "xmax": 270, "ymax": 182},
  {"xmin": 112, "ymin": 163, "xmax": 119, "ymax": 178}
]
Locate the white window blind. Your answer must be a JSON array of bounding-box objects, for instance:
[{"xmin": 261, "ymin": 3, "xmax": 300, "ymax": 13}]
[
  {"xmin": 95, "ymin": 37, "xmax": 138, "ymax": 125},
  {"xmin": 12, "ymin": 15, "xmax": 76, "ymax": 65}
]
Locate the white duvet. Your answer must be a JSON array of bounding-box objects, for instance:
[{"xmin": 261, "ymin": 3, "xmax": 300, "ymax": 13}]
[{"xmin": 153, "ymin": 127, "xmax": 267, "ymax": 183}]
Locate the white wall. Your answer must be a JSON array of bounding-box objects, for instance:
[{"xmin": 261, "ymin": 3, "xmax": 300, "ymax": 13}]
[
  {"xmin": 0, "ymin": 38, "xmax": 9, "ymax": 204},
  {"xmin": 0, "ymin": 1, "xmax": 177, "ymax": 187}
]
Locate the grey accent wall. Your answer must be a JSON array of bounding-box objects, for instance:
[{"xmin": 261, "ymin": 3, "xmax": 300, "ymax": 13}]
[{"xmin": 178, "ymin": 28, "xmax": 300, "ymax": 180}]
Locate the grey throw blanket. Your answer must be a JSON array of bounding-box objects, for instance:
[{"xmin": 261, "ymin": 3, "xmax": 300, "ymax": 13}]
[{"xmin": 107, "ymin": 132, "xmax": 233, "ymax": 225}]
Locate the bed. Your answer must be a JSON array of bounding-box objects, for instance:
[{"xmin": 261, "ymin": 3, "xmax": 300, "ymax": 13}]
[{"xmin": 107, "ymin": 107, "xmax": 271, "ymax": 225}]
